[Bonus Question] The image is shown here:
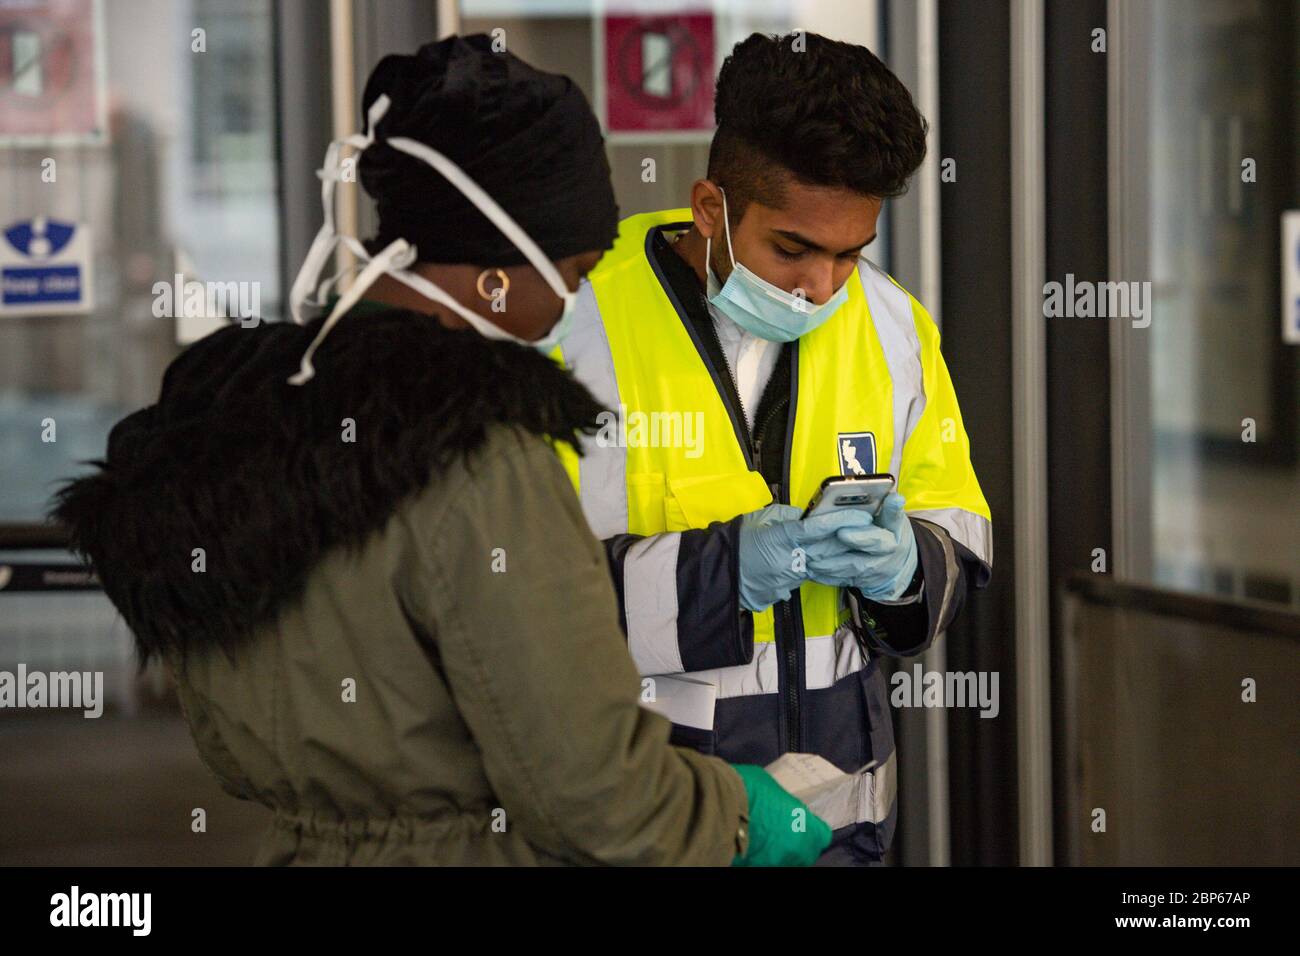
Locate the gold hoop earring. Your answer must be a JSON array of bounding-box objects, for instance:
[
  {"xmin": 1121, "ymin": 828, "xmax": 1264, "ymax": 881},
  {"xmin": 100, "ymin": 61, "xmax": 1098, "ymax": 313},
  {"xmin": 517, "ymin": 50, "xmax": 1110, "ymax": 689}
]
[{"xmin": 476, "ymin": 268, "xmax": 509, "ymax": 301}]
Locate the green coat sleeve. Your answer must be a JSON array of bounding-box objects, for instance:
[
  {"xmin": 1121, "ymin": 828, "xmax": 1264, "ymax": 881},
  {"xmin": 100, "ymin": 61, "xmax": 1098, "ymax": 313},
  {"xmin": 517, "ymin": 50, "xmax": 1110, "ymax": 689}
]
[{"xmin": 401, "ymin": 424, "xmax": 749, "ymax": 866}]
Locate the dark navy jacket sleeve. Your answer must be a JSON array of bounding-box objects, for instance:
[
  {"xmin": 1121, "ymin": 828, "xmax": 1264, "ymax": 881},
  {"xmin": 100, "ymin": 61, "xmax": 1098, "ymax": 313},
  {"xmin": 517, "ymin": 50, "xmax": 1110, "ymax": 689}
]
[
  {"xmin": 848, "ymin": 516, "xmax": 988, "ymax": 658},
  {"xmin": 601, "ymin": 516, "xmax": 755, "ymax": 674}
]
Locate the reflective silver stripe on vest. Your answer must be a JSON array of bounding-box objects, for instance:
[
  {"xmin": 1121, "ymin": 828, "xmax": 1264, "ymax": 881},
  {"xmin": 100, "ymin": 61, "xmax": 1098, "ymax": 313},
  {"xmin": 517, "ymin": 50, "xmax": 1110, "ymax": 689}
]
[
  {"xmin": 858, "ymin": 749, "xmax": 898, "ymax": 825},
  {"xmin": 623, "ymin": 534, "xmax": 683, "ymax": 675},
  {"xmin": 858, "ymin": 259, "xmax": 925, "ymax": 480},
  {"xmin": 637, "ymin": 645, "xmax": 779, "ymax": 728},
  {"xmin": 690, "ymin": 641, "xmax": 780, "ymax": 699},
  {"xmin": 804, "ymin": 626, "xmax": 867, "ymax": 690},
  {"xmin": 910, "ymin": 506, "xmax": 993, "ymax": 570},
  {"xmin": 561, "ymin": 282, "xmax": 628, "ymax": 538},
  {"xmin": 649, "ymin": 629, "xmax": 871, "ymax": 709}
]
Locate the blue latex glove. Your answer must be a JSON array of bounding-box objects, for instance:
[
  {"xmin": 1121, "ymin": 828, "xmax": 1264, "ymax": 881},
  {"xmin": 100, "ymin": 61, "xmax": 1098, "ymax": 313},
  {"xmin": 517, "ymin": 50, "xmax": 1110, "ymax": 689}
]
[
  {"xmin": 738, "ymin": 504, "xmax": 875, "ymax": 611},
  {"xmin": 804, "ymin": 493, "xmax": 919, "ymax": 601}
]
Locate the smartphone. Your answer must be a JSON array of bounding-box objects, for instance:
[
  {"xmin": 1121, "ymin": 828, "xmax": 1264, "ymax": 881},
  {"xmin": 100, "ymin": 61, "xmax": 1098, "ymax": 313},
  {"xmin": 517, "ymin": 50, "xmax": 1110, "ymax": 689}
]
[{"xmin": 802, "ymin": 474, "xmax": 896, "ymax": 520}]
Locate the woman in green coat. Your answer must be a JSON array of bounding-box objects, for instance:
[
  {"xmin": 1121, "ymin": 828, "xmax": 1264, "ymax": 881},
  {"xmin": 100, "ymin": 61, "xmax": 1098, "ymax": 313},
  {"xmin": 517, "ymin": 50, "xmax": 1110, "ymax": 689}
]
[{"xmin": 51, "ymin": 35, "xmax": 830, "ymax": 866}]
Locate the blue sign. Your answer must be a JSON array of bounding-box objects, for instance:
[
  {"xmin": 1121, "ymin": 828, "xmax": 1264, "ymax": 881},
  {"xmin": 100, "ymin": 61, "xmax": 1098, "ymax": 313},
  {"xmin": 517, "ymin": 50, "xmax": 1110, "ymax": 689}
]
[
  {"xmin": 0, "ymin": 218, "xmax": 93, "ymax": 315},
  {"xmin": 2, "ymin": 266, "xmax": 82, "ymax": 304}
]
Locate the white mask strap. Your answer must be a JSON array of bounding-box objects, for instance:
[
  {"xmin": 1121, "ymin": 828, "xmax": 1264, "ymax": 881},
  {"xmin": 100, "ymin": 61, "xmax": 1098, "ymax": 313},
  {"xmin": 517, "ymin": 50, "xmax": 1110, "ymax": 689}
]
[
  {"xmin": 385, "ymin": 135, "xmax": 571, "ymax": 303},
  {"xmin": 312, "ymin": 235, "xmax": 374, "ymax": 304},
  {"xmin": 390, "ymin": 268, "xmax": 525, "ymax": 343},
  {"xmin": 288, "ymin": 239, "xmax": 414, "ymax": 385},
  {"xmin": 719, "ymin": 187, "xmax": 737, "ymax": 269},
  {"xmin": 288, "ymin": 95, "xmax": 393, "ymax": 325}
]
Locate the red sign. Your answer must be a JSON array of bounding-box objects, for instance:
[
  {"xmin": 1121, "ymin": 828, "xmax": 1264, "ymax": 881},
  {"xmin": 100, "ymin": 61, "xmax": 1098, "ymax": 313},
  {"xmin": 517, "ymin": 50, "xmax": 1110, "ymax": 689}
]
[
  {"xmin": 0, "ymin": 0, "xmax": 103, "ymax": 143},
  {"xmin": 603, "ymin": 13, "xmax": 714, "ymax": 135}
]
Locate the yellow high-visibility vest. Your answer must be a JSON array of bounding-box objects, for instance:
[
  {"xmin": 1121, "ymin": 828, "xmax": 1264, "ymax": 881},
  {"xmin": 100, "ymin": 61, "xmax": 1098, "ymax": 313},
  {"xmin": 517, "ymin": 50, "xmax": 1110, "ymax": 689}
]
[{"xmin": 555, "ymin": 208, "xmax": 991, "ymax": 649}]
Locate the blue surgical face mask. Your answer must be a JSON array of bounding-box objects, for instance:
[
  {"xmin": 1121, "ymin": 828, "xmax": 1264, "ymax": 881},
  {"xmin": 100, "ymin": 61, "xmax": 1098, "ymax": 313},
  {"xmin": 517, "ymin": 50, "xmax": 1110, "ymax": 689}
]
[
  {"xmin": 705, "ymin": 187, "xmax": 852, "ymax": 343},
  {"xmin": 531, "ymin": 288, "xmax": 577, "ymax": 354}
]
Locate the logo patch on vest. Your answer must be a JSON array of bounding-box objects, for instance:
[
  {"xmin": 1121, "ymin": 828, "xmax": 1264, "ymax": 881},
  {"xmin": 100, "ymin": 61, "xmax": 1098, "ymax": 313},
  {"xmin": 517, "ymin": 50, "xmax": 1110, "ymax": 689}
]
[{"xmin": 837, "ymin": 432, "xmax": 877, "ymax": 476}]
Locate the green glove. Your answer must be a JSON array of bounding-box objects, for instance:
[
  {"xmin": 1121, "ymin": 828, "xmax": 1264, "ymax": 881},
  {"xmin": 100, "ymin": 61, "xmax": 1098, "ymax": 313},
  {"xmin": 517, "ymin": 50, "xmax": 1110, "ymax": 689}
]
[{"xmin": 729, "ymin": 764, "xmax": 833, "ymax": 866}]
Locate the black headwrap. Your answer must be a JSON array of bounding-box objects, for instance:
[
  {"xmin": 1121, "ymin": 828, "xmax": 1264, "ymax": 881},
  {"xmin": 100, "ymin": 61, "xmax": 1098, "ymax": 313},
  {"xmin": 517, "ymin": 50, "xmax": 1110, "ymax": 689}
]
[{"xmin": 358, "ymin": 34, "xmax": 619, "ymax": 266}]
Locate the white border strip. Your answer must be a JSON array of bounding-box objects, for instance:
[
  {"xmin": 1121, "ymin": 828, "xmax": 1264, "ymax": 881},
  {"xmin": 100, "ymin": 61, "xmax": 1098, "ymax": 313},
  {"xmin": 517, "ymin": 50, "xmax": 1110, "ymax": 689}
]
[
  {"xmin": 913, "ymin": 0, "xmax": 951, "ymax": 870},
  {"xmin": 1010, "ymin": 0, "xmax": 1053, "ymax": 867},
  {"xmin": 329, "ymin": 0, "xmax": 358, "ymax": 291},
  {"xmin": 437, "ymin": 0, "xmax": 461, "ymax": 38},
  {"xmin": 1107, "ymin": 0, "xmax": 1153, "ymax": 581}
]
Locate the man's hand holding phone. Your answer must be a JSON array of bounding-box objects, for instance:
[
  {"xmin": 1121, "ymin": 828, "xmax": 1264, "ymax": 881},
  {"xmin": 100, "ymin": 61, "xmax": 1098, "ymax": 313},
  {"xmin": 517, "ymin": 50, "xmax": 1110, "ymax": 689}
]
[
  {"xmin": 738, "ymin": 473, "xmax": 921, "ymax": 611},
  {"xmin": 737, "ymin": 504, "xmax": 876, "ymax": 612},
  {"xmin": 805, "ymin": 491, "xmax": 919, "ymax": 601}
]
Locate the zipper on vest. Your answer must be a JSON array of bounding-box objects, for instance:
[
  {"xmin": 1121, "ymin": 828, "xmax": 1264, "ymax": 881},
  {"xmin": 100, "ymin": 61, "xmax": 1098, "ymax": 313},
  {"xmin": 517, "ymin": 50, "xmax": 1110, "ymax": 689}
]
[
  {"xmin": 763, "ymin": 472, "xmax": 799, "ymax": 754},
  {"xmin": 752, "ymin": 394, "xmax": 788, "ymax": 480},
  {"xmin": 778, "ymin": 342, "xmax": 802, "ymax": 755},
  {"xmin": 709, "ymin": 314, "xmax": 800, "ymax": 753},
  {"xmin": 781, "ymin": 598, "xmax": 799, "ymax": 752}
]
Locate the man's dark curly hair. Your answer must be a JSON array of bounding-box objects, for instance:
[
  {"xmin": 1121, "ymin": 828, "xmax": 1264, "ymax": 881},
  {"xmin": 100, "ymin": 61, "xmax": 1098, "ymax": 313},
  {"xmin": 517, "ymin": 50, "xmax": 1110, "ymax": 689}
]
[{"xmin": 709, "ymin": 32, "xmax": 929, "ymax": 219}]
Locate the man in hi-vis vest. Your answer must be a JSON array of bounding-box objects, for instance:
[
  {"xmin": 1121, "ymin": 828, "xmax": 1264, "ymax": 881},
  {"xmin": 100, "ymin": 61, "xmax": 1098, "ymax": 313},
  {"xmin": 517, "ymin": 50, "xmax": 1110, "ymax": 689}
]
[{"xmin": 556, "ymin": 33, "xmax": 992, "ymax": 865}]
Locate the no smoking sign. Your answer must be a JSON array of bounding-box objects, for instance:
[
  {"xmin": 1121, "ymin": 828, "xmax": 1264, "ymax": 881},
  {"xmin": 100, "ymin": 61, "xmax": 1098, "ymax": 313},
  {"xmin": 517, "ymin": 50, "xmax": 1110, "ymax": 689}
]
[
  {"xmin": 0, "ymin": 0, "xmax": 105, "ymax": 144},
  {"xmin": 602, "ymin": 13, "xmax": 714, "ymax": 137}
]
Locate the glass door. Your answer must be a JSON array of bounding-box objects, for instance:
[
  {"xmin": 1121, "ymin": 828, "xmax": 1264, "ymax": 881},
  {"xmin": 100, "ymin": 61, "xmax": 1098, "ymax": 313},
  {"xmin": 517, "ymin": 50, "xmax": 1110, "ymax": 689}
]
[{"xmin": 1112, "ymin": 0, "xmax": 1300, "ymax": 608}]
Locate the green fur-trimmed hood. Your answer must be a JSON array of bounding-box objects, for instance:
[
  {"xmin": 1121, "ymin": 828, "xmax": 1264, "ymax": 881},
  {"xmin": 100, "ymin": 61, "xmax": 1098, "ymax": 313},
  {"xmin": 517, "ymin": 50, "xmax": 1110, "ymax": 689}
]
[{"xmin": 50, "ymin": 307, "xmax": 602, "ymax": 663}]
